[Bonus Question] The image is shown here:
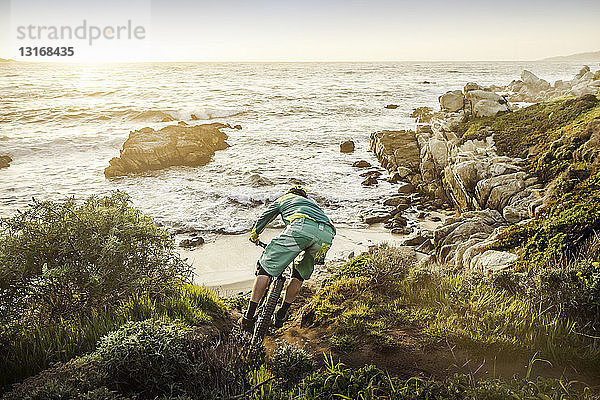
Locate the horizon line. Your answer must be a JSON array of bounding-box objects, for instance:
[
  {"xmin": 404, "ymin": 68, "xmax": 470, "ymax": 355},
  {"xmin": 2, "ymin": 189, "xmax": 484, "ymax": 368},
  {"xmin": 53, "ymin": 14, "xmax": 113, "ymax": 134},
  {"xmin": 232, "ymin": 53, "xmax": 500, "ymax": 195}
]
[{"xmin": 4, "ymin": 59, "xmax": 600, "ymax": 64}]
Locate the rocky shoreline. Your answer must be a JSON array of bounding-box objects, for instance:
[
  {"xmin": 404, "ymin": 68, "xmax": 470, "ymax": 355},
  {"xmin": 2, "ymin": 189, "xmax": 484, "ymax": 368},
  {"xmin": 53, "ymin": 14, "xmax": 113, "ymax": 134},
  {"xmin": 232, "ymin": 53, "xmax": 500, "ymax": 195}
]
[{"xmin": 363, "ymin": 66, "xmax": 600, "ymax": 273}]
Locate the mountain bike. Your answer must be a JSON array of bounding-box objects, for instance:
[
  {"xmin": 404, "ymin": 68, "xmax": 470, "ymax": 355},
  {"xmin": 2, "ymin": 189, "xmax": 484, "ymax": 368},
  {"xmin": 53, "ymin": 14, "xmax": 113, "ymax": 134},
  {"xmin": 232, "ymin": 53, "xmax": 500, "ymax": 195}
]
[{"xmin": 249, "ymin": 240, "xmax": 288, "ymax": 347}]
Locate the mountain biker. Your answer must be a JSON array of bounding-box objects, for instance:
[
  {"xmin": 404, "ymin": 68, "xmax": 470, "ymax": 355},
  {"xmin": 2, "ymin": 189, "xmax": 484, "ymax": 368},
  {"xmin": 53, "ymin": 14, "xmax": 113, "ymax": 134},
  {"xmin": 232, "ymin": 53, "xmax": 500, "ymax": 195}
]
[{"xmin": 240, "ymin": 185, "xmax": 336, "ymax": 333}]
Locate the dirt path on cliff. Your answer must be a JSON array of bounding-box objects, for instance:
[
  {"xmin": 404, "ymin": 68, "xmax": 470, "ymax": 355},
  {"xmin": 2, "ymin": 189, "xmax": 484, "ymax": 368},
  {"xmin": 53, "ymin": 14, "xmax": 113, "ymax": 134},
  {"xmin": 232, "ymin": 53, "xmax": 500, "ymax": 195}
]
[{"xmin": 255, "ymin": 281, "xmax": 600, "ymax": 387}]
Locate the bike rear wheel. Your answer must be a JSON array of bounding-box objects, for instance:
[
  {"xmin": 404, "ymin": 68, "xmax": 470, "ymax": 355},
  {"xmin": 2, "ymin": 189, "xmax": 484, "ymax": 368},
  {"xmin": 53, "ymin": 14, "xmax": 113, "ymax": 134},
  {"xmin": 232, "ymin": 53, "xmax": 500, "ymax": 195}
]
[{"xmin": 251, "ymin": 276, "xmax": 285, "ymax": 346}]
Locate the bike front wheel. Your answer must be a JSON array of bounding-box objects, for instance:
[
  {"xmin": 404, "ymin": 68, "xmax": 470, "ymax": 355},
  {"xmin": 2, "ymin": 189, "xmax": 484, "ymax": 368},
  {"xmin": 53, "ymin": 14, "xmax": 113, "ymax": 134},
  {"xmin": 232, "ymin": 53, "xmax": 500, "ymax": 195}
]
[{"xmin": 251, "ymin": 276, "xmax": 285, "ymax": 346}]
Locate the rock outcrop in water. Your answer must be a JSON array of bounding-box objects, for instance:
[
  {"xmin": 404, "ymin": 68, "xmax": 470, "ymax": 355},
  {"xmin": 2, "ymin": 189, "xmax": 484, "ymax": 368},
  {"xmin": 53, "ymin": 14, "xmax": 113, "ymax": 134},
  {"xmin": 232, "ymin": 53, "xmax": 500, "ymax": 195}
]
[
  {"xmin": 104, "ymin": 123, "xmax": 230, "ymax": 178},
  {"xmin": 0, "ymin": 155, "xmax": 12, "ymax": 169}
]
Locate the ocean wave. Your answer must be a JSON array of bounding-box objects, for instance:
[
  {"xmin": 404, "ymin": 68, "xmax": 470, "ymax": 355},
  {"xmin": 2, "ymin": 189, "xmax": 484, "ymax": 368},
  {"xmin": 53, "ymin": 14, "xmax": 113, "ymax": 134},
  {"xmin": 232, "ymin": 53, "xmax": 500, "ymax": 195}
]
[
  {"xmin": 84, "ymin": 90, "xmax": 118, "ymax": 97},
  {"xmin": 130, "ymin": 110, "xmax": 175, "ymax": 122},
  {"xmin": 171, "ymin": 108, "xmax": 244, "ymax": 121},
  {"xmin": 128, "ymin": 108, "xmax": 243, "ymax": 122}
]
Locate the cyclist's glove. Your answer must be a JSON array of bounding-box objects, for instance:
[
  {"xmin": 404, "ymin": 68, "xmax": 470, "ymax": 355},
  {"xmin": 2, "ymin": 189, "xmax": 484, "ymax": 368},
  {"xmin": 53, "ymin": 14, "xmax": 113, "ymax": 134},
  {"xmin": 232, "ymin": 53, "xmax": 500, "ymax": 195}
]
[{"xmin": 249, "ymin": 230, "xmax": 260, "ymax": 244}]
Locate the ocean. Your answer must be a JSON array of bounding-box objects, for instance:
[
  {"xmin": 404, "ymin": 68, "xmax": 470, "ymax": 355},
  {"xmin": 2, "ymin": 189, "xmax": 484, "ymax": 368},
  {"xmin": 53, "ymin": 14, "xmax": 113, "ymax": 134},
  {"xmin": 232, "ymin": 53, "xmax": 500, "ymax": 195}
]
[{"xmin": 0, "ymin": 61, "xmax": 591, "ymax": 235}]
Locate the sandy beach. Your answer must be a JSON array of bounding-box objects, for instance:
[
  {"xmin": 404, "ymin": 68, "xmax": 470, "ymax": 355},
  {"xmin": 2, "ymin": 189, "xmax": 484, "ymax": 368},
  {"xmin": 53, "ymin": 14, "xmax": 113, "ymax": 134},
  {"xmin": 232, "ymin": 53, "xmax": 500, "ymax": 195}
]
[{"xmin": 178, "ymin": 225, "xmax": 413, "ymax": 296}]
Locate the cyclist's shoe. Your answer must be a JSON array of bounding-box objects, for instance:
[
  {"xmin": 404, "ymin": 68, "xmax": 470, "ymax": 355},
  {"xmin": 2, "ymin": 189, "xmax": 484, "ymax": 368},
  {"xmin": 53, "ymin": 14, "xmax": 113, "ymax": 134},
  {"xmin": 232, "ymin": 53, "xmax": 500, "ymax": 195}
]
[
  {"xmin": 273, "ymin": 312, "xmax": 287, "ymax": 329},
  {"xmin": 238, "ymin": 316, "xmax": 256, "ymax": 334}
]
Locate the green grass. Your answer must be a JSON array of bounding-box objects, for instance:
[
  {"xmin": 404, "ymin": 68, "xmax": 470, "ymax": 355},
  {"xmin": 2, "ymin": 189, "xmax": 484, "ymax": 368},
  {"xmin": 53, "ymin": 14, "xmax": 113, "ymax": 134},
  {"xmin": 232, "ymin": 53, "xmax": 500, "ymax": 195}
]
[
  {"xmin": 0, "ymin": 283, "xmax": 228, "ymax": 387},
  {"xmin": 252, "ymin": 355, "xmax": 598, "ymax": 400},
  {"xmin": 306, "ymin": 246, "xmax": 600, "ymax": 373}
]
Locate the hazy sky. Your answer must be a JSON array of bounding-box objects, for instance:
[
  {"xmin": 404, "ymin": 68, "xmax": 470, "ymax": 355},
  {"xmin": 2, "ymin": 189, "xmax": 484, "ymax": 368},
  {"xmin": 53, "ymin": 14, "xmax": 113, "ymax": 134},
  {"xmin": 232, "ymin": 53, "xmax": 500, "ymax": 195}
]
[{"xmin": 1, "ymin": 0, "xmax": 599, "ymax": 61}]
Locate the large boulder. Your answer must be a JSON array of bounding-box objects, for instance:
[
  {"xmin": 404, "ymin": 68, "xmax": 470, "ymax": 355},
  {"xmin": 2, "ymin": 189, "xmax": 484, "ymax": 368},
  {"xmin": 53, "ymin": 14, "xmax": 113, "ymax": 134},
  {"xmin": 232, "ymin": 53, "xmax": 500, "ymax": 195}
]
[
  {"xmin": 439, "ymin": 90, "xmax": 464, "ymax": 112},
  {"xmin": 466, "ymin": 90, "xmax": 505, "ymax": 103},
  {"xmin": 521, "ymin": 70, "xmax": 551, "ymax": 91},
  {"xmin": 471, "ymin": 250, "xmax": 518, "ymax": 273},
  {"xmin": 370, "ymin": 130, "xmax": 421, "ymax": 174},
  {"xmin": 433, "ymin": 209, "xmax": 506, "ymax": 265},
  {"xmin": 575, "ymin": 66, "xmax": 591, "ymax": 80},
  {"xmin": 473, "ymin": 99, "xmax": 510, "ymax": 117},
  {"xmin": 104, "ymin": 123, "xmax": 230, "ymax": 178},
  {"xmin": 466, "ymin": 90, "xmax": 510, "ymax": 117},
  {"xmin": 475, "ymin": 171, "xmax": 530, "ymax": 211}
]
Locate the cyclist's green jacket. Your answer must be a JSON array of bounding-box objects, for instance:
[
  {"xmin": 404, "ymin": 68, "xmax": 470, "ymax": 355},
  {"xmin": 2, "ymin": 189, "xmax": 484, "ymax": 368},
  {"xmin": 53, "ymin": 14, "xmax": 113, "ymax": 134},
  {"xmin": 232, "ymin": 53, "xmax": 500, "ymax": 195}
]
[{"xmin": 252, "ymin": 193, "xmax": 336, "ymax": 236}]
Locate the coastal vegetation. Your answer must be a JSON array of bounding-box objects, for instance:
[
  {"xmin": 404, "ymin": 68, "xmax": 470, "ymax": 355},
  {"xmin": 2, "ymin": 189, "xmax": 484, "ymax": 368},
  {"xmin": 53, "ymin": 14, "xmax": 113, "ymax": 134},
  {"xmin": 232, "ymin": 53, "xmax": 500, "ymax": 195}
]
[{"xmin": 3, "ymin": 93, "xmax": 600, "ymax": 398}]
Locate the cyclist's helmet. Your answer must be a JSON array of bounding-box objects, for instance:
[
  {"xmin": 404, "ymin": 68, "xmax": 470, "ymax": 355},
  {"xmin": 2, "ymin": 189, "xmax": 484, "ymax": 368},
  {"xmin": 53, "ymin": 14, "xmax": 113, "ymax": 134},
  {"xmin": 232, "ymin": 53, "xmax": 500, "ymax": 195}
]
[{"xmin": 288, "ymin": 185, "xmax": 308, "ymax": 198}]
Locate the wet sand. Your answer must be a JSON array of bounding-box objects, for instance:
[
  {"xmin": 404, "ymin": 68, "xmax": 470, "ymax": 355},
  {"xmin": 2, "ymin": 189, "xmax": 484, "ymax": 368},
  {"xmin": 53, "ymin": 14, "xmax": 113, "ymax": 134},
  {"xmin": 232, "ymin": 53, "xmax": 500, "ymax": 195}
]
[{"xmin": 178, "ymin": 225, "xmax": 408, "ymax": 296}]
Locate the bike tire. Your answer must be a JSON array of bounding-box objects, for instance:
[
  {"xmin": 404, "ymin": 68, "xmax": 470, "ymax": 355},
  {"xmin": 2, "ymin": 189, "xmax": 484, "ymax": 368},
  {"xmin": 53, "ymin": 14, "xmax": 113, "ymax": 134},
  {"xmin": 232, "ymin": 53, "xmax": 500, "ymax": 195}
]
[{"xmin": 251, "ymin": 276, "xmax": 285, "ymax": 346}]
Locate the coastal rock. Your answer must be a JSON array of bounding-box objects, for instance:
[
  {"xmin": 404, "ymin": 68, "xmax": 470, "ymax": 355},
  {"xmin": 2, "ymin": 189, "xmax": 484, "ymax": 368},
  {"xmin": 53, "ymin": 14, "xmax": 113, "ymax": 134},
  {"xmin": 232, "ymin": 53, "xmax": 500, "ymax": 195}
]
[
  {"xmin": 384, "ymin": 196, "xmax": 409, "ymax": 207},
  {"xmin": 464, "ymin": 82, "xmax": 482, "ymax": 92},
  {"xmin": 248, "ymin": 173, "xmax": 274, "ymax": 187},
  {"xmin": 385, "ymin": 214, "xmax": 408, "ymax": 227},
  {"xmin": 104, "ymin": 123, "xmax": 230, "ymax": 178},
  {"xmin": 465, "ymin": 90, "xmax": 506, "ymax": 103},
  {"xmin": 385, "ymin": 104, "xmax": 399, "ymax": 109},
  {"xmin": 439, "ymin": 90, "xmax": 464, "ymax": 112},
  {"xmin": 433, "ymin": 209, "xmax": 506, "ymax": 265},
  {"xmin": 0, "ymin": 155, "xmax": 12, "ymax": 168},
  {"xmin": 506, "ymin": 67, "xmax": 600, "ymax": 103},
  {"xmin": 370, "ymin": 130, "xmax": 421, "ymax": 174},
  {"xmin": 391, "ymin": 226, "xmax": 412, "ymax": 235},
  {"xmin": 415, "ymin": 239, "xmax": 434, "ymax": 253},
  {"xmin": 396, "ymin": 166, "xmax": 413, "ymax": 178},
  {"xmin": 466, "ymin": 90, "xmax": 510, "ymax": 117},
  {"xmin": 360, "ymin": 170, "xmax": 382, "ymax": 178},
  {"xmin": 576, "ymin": 66, "xmax": 591, "ymax": 79},
  {"xmin": 353, "ymin": 160, "xmax": 371, "ymax": 168},
  {"xmin": 340, "ymin": 140, "xmax": 355, "ymax": 153},
  {"xmin": 475, "ymin": 171, "xmax": 528, "ymax": 211},
  {"xmin": 362, "ymin": 175, "xmax": 378, "ymax": 186},
  {"xmin": 397, "ymin": 182, "xmax": 415, "ymax": 194},
  {"xmin": 403, "ymin": 235, "xmax": 427, "ymax": 246},
  {"xmin": 521, "ymin": 70, "xmax": 551, "ymax": 91},
  {"xmin": 363, "ymin": 212, "xmax": 391, "ymax": 224},
  {"xmin": 471, "ymin": 250, "xmax": 518, "ymax": 273},
  {"xmin": 179, "ymin": 236, "xmax": 205, "ymax": 248}
]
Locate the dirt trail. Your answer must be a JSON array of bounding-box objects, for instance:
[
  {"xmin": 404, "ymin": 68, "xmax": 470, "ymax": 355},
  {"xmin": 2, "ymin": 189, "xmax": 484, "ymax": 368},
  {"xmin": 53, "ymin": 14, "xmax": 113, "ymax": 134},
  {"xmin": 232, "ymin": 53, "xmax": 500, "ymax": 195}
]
[{"xmin": 256, "ymin": 282, "xmax": 600, "ymax": 388}]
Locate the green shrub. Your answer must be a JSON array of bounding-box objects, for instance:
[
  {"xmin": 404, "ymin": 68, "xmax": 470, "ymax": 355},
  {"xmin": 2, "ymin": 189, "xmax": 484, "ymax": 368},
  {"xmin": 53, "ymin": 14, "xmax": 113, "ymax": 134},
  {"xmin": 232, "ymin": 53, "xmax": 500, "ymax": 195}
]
[
  {"xmin": 308, "ymin": 245, "xmax": 600, "ymax": 372},
  {"xmin": 0, "ymin": 192, "xmax": 191, "ymax": 326},
  {"xmin": 493, "ymin": 170, "xmax": 600, "ymax": 272},
  {"xmin": 270, "ymin": 343, "xmax": 314, "ymax": 385},
  {"xmin": 4, "ymin": 321, "xmax": 261, "ymax": 400},
  {"xmin": 95, "ymin": 320, "xmax": 191, "ymax": 396},
  {"xmin": 0, "ymin": 284, "xmax": 227, "ymax": 388},
  {"xmin": 0, "ymin": 192, "xmax": 201, "ymax": 387}
]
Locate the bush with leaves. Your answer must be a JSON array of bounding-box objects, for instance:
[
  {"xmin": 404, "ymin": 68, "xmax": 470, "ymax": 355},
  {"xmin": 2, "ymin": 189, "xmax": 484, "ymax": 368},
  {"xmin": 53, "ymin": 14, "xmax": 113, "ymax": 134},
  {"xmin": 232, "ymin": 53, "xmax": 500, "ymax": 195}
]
[
  {"xmin": 270, "ymin": 342, "xmax": 314, "ymax": 386},
  {"xmin": 0, "ymin": 192, "xmax": 191, "ymax": 326},
  {"xmin": 95, "ymin": 320, "xmax": 191, "ymax": 397},
  {"xmin": 4, "ymin": 320, "xmax": 263, "ymax": 400}
]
